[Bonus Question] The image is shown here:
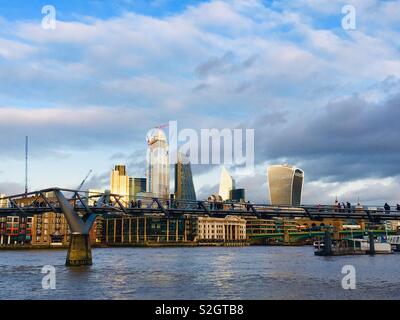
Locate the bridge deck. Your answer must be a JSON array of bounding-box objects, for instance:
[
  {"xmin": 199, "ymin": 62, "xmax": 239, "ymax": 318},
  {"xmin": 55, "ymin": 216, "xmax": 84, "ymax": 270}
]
[
  {"xmin": 1, "ymin": 205, "xmax": 400, "ymax": 221},
  {"xmin": 1, "ymin": 187, "xmax": 400, "ymax": 221}
]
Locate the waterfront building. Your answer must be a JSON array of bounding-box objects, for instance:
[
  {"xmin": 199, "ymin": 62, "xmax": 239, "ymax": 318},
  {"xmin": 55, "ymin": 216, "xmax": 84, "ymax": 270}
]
[
  {"xmin": 274, "ymin": 218, "xmax": 299, "ymax": 233},
  {"xmin": 230, "ymin": 188, "xmax": 245, "ymax": 202},
  {"xmin": 146, "ymin": 128, "xmax": 170, "ymax": 200},
  {"xmin": 245, "ymin": 217, "xmax": 298, "ymax": 235},
  {"xmin": 103, "ymin": 216, "xmax": 194, "ymax": 243},
  {"xmin": 219, "ymin": 166, "xmax": 235, "ymax": 201},
  {"xmin": 110, "ymin": 165, "xmax": 130, "ymax": 205},
  {"xmin": 174, "ymin": 153, "xmax": 196, "ymax": 202},
  {"xmin": 31, "ymin": 212, "xmax": 101, "ymax": 246},
  {"xmin": 102, "ymin": 215, "xmax": 247, "ymax": 245},
  {"xmin": 245, "ymin": 218, "xmax": 277, "ymax": 236},
  {"xmin": 129, "ymin": 177, "xmax": 147, "ymax": 201},
  {"xmin": 0, "ymin": 216, "xmax": 33, "ymax": 245},
  {"xmin": 90, "ymin": 216, "xmax": 104, "ymax": 244},
  {"xmin": 0, "ymin": 192, "xmax": 102, "ymax": 247},
  {"xmin": 32, "ymin": 212, "xmax": 69, "ymax": 246},
  {"xmin": 195, "ymin": 215, "xmax": 246, "ymax": 242},
  {"xmin": 267, "ymin": 164, "xmax": 304, "ymax": 206},
  {"xmin": 32, "ymin": 191, "xmax": 70, "ymax": 246}
]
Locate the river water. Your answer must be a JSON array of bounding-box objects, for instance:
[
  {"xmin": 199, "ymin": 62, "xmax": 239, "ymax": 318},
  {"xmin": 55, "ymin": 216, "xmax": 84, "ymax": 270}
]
[{"xmin": 0, "ymin": 246, "xmax": 399, "ymax": 300}]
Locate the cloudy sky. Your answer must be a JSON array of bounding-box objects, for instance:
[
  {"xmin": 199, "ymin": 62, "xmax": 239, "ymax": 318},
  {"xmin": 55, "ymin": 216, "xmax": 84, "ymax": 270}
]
[{"xmin": 0, "ymin": 0, "xmax": 399, "ymax": 204}]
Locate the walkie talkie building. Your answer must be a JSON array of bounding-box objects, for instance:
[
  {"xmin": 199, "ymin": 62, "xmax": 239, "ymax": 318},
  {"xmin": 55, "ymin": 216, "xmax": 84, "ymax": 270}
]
[{"xmin": 267, "ymin": 164, "xmax": 304, "ymax": 206}]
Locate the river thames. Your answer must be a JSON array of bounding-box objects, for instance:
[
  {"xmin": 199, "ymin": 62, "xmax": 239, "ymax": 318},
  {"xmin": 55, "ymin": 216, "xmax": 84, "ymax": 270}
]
[{"xmin": 0, "ymin": 246, "xmax": 399, "ymax": 300}]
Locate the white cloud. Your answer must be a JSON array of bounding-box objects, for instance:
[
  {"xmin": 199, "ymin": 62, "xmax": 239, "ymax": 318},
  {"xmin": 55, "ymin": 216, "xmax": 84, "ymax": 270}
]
[
  {"xmin": 0, "ymin": 38, "xmax": 37, "ymax": 59},
  {"xmin": 303, "ymin": 177, "xmax": 400, "ymax": 205}
]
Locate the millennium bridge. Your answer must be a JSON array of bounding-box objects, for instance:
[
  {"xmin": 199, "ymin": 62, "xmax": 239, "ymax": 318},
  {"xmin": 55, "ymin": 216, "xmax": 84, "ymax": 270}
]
[{"xmin": 1, "ymin": 188, "xmax": 399, "ymax": 266}]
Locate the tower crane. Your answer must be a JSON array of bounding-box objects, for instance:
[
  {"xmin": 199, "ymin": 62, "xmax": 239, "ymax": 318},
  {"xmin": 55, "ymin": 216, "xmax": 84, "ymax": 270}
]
[{"xmin": 77, "ymin": 169, "xmax": 93, "ymax": 191}]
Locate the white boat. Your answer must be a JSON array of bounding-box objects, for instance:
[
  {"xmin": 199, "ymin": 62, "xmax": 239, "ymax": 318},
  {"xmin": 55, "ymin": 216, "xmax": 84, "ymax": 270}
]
[{"xmin": 352, "ymin": 238, "xmax": 392, "ymax": 254}]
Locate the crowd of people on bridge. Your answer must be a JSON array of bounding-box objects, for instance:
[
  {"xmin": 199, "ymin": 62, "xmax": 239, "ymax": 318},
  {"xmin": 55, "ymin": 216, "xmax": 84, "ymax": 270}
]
[{"xmin": 334, "ymin": 199, "xmax": 400, "ymax": 214}]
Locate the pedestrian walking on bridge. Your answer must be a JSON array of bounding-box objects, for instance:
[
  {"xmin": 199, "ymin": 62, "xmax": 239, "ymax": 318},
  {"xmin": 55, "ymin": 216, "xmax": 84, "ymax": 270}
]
[{"xmin": 384, "ymin": 202, "xmax": 391, "ymax": 214}]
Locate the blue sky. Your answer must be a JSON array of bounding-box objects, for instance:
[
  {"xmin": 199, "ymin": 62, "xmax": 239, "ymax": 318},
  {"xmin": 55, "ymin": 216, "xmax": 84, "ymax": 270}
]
[
  {"xmin": 0, "ymin": 0, "xmax": 206, "ymax": 20},
  {"xmin": 0, "ymin": 0, "xmax": 400, "ymax": 204}
]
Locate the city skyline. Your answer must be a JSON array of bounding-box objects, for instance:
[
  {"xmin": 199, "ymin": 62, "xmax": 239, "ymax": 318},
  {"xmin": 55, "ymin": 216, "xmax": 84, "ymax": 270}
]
[
  {"xmin": 0, "ymin": 123, "xmax": 399, "ymax": 205},
  {"xmin": 0, "ymin": 0, "xmax": 399, "ymax": 205}
]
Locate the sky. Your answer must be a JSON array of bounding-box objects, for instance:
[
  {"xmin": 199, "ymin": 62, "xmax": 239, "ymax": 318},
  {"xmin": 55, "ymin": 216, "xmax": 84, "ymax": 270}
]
[{"xmin": 0, "ymin": 0, "xmax": 400, "ymax": 205}]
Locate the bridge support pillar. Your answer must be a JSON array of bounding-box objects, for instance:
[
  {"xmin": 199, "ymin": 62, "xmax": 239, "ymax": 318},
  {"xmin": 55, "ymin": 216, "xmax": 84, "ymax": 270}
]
[
  {"xmin": 368, "ymin": 231, "xmax": 375, "ymax": 256},
  {"xmin": 53, "ymin": 189, "xmax": 96, "ymax": 266},
  {"xmin": 66, "ymin": 234, "xmax": 92, "ymax": 266},
  {"xmin": 323, "ymin": 231, "xmax": 332, "ymax": 255}
]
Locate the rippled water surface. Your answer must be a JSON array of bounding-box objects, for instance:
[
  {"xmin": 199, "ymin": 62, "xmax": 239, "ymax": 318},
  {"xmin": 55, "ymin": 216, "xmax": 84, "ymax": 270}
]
[{"xmin": 1, "ymin": 246, "xmax": 399, "ymax": 300}]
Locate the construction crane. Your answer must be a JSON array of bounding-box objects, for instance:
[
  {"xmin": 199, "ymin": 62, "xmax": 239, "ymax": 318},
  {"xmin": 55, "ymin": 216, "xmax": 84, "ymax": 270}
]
[
  {"xmin": 77, "ymin": 169, "xmax": 93, "ymax": 191},
  {"xmin": 147, "ymin": 124, "xmax": 169, "ymax": 145},
  {"xmin": 155, "ymin": 124, "xmax": 168, "ymax": 129}
]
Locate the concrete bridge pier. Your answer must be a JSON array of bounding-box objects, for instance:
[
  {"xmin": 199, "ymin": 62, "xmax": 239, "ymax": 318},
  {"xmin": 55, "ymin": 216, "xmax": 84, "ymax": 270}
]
[
  {"xmin": 54, "ymin": 189, "xmax": 96, "ymax": 266},
  {"xmin": 66, "ymin": 234, "xmax": 92, "ymax": 266}
]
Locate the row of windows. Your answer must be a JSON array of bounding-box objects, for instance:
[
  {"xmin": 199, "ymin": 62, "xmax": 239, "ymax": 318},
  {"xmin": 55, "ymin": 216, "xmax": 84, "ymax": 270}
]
[
  {"xmin": 199, "ymin": 230, "xmax": 246, "ymax": 235},
  {"xmin": 199, "ymin": 235, "xmax": 246, "ymax": 240},
  {"xmin": 198, "ymin": 224, "xmax": 246, "ymax": 228}
]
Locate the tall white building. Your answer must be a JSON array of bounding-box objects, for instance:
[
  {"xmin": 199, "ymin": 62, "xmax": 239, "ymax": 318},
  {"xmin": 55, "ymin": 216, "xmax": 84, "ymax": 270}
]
[
  {"xmin": 110, "ymin": 165, "xmax": 130, "ymax": 205},
  {"xmin": 146, "ymin": 128, "xmax": 170, "ymax": 200},
  {"xmin": 219, "ymin": 166, "xmax": 235, "ymax": 201}
]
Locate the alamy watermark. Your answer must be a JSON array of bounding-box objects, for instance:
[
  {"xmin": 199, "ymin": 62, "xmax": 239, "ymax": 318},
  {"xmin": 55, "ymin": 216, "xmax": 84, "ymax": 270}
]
[
  {"xmin": 146, "ymin": 121, "xmax": 255, "ymax": 170},
  {"xmin": 41, "ymin": 5, "xmax": 56, "ymax": 30},
  {"xmin": 341, "ymin": 5, "xmax": 356, "ymax": 30},
  {"xmin": 41, "ymin": 265, "xmax": 56, "ymax": 290},
  {"xmin": 341, "ymin": 265, "xmax": 356, "ymax": 290}
]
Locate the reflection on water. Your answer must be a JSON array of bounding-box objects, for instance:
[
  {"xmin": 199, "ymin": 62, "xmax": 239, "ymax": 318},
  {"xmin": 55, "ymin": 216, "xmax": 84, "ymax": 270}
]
[{"xmin": 0, "ymin": 246, "xmax": 400, "ymax": 300}]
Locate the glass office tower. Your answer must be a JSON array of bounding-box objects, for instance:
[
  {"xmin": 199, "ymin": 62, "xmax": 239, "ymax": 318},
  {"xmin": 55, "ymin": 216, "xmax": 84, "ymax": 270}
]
[
  {"xmin": 174, "ymin": 153, "xmax": 196, "ymax": 201},
  {"xmin": 267, "ymin": 164, "xmax": 304, "ymax": 206}
]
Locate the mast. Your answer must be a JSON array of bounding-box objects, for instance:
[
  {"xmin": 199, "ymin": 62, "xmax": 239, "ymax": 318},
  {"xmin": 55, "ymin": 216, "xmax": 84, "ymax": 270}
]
[{"xmin": 25, "ymin": 136, "xmax": 28, "ymax": 195}]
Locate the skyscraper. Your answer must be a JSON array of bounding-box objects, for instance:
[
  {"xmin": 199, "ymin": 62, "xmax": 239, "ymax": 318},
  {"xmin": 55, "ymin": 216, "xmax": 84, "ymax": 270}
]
[
  {"xmin": 267, "ymin": 164, "xmax": 304, "ymax": 206},
  {"xmin": 230, "ymin": 188, "xmax": 245, "ymax": 202},
  {"xmin": 175, "ymin": 153, "xmax": 196, "ymax": 201},
  {"xmin": 146, "ymin": 128, "xmax": 170, "ymax": 200},
  {"xmin": 129, "ymin": 177, "xmax": 147, "ymax": 201},
  {"xmin": 219, "ymin": 166, "xmax": 235, "ymax": 201},
  {"xmin": 110, "ymin": 165, "xmax": 130, "ymax": 204}
]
